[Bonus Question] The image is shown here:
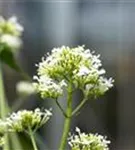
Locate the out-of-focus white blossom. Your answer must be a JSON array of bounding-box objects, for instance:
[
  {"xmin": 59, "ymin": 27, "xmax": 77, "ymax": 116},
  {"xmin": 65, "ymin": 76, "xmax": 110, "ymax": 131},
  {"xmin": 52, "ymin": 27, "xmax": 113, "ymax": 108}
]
[
  {"xmin": 0, "ymin": 16, "xmax": 23, "ymax": 51},
  {"xmin": 34, "ymin": 46, "xmax": 114, "ymax": 99},
  {"xmin": 0, "ymin": 34, "xmax": 22, "ymax": 50},
  {"xmin": 68, "ymin": 127, "xmax": 110, "ymax": 150},
  {"xmin": 0, "ymin": 16, "xmax": 23, "ymax": 36},
  {"xmin": 16, "ymin": 81, "xmax": 36, "ymax": 97}
]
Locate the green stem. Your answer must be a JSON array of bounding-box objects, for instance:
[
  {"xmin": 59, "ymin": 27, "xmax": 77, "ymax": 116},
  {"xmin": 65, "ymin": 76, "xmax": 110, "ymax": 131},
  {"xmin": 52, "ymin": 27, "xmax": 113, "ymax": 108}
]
[
  {"xmin": 59, "ymin": 82, "xmax": 73, "ymax": 150},
  {"xmin": 0, "ymin": 63, "xmax": 7, "ymax": 118},
  {"xmin": 28, "ymin": 127, "xmax": 38, "ymax": 150},
  {"xmin": 0, "ymin": 63, "xmax": 9, "ymax": 150},
  {"xmin": 72, "ymin": 98, "xmax": 87, "ymax": 116},
  {"xmin": 56, "ymin": 99, "xmax": 67, "ymax": 118}
]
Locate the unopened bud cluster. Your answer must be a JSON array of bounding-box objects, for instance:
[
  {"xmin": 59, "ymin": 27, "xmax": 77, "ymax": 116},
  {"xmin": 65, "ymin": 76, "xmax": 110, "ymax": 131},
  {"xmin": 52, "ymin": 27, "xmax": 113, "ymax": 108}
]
[
  {"xmin": 0, "ymin": 16, "xmax": 23, "ymax": 51},
  {"xmin": 34, "ymin": 46, "xmax": 113, "ymax": 99},
  {"xmin": 68, "ymin": 127, "xmax": 110, "ymax": 150}
]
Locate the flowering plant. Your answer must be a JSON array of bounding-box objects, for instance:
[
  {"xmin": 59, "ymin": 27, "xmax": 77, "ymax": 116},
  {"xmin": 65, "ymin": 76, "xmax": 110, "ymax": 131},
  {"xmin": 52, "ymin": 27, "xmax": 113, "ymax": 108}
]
[
  {"xmin": 68, "ymin": 127, "xmax": 110, "ymax": 150},
  {"xmin": 0, "ymin": 16, "xmax": 114, "ymax": 150}
]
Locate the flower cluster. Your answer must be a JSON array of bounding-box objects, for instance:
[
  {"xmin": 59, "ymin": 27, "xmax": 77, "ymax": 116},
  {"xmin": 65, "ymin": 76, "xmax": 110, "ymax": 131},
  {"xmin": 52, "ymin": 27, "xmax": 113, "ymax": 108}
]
[
  {"xmin": 0, "ymin": 108, "xmax": 52, "ymax": 146},
  {"xmin": 0, "ymin": 108, "xmax": 52, "ymax": 135},
  {"xmin": 0, "ymin": 16, "xmax": 23, "ymax": 50},
  {"xmin": 34, "ymin": 46, "xmax": 113, "ymax": 99},
  {"xmin": 33, "ymin": 75, "xmax": 67, "ymax": 99},
  {"xmin": 6, "ymin": 108, "xmax": 52, "ymax": 133},
  {"xmin": 68, "ymin": 127, "xmax": 110, "ymax": 150}
]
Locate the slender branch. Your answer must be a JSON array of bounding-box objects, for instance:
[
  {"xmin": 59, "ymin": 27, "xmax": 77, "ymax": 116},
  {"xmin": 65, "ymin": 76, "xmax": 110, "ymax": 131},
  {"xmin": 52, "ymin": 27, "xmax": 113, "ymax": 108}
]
[
  {"xmin": 72, "ymin": 98, "xmax": 87, "ymax": 117},
  {"xmin": 59, "ymin": 82, "xmax": 73, "ymax": 150},
  {"xmin": 28, "ymin": 126, "xmax": 38, "ymax": 150},
  {"xmin": 55, "ymin": 99, "xmax": 67, "ymax": 118},
  {"xmin": 72, "ymin": 80, "xmax": 98, "ymax": 116}
]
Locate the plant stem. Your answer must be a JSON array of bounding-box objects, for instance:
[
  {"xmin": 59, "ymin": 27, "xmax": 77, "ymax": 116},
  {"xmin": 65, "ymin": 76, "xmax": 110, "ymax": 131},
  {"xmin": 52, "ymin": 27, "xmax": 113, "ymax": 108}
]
[
  {"xmin": 28, "ymin": 126, "xmax": 38, "ymax": 150},
  {"xmin": 59, "ymin": 82, "xmax": 73, "ymax": 150},
  {"xmin": 0, "ymin": 63, "xmax": 10, "ymax": 150},
  {"xmin": 72, "ymin": 98, "xmax": 87, "ymax": 116},
  {"xmin": 0, "ymin": 63, "xmax": 7, "ymax": 118},
  {"xmin": 56, "ymin": 99, "xmax": 67, "ymax": 118}
]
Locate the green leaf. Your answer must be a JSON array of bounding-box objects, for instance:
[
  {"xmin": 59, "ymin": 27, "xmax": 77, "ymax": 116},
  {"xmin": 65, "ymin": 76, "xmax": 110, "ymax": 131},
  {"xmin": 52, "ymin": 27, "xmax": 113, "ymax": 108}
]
[
  {"xmin": 0, "ymin": 48, "xmax": 21, "ymax": 72},
  {"xmin": 0, "ymin": 44, "xmax": 5, "ymax": 53}
]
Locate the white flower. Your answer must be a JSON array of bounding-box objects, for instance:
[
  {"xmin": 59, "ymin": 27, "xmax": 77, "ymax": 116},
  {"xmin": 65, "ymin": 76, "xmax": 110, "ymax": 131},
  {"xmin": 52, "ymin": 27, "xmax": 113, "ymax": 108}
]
[
  {"xmin": 34, "ymin": 46, "xmax": 114, "ymax": 99},
  {"xmin": 97, "ymin": 77, "xmax": 114, "ymax": 93},
  {"xmin": 85, "ymin": 77, "xmax": 114, "ymax": 97},
  {"xmin": 0, "ymin": 16, "xmax": 23, "ymax": 53},
  {"xmin": 98, "ymin": 69, "xmax": 106, "ymax": 75},
  {"xmin": 76, "ymin": 66, "xmax": 90, "ymax": 76},
  {"xmin": 8, "ymin": 16, "xmax": 23, "ymax": 33},
  {"xmin": 44, "ymin": 108, "xmax": 52, "ymax": 117},
  {"xmin": 59, "ymin": 80, "xmax": 67, "ymax": 87},
  {"xmin": 0, "ymin": 34, "xmax": 22, "ymax": 49},
  {"xmin": 68, "ymin": 127, "xmax": 110, "ymax": 150},
  {"xmin": 7, "ymin": 108, "xmax": 52, "ymax": 132},
  {"xmin": 33, "ymin": 75, "xmax": 65, "ymax": 99},
  {"xmin": 75, "ymin": 127, "xmax": 80, "ymax": 133},
  {"xmin": 0, "ymin": 16, "xmax": 23, "ymax": 36},
  {"xmin": 16, "ymin": 81, "xmax": 36, "ymax": 97}
]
